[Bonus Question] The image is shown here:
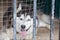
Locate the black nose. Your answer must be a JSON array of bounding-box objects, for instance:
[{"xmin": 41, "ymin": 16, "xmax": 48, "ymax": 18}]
[{"xmin": 21, "ymin": 25, "xmax": 25, "ymax": 29}]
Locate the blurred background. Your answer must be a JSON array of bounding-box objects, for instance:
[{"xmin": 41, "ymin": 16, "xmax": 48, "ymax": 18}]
[{"xmin": 0, "ymin": 0, "xmax": 60, "ymax": 40}]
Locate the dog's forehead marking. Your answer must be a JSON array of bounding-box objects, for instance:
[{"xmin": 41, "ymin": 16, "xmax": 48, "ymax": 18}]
[
  {"xmin": 20, "ymin": 14, "xmax": 24, "ymax": 18},
  {"xmin": 25, "ymin": 15, "xmax": 31, "ymax": 20},
  {"xmin": 25, "ymin": 12, "xmax": 27, "ymax": 16},
  {"xmin": 19, "ymin": 3, "xmax": 22, "ymax": 10},
  {"xmin": 17, "ymin": 3, "xmax": 22, "ymax": 13}
]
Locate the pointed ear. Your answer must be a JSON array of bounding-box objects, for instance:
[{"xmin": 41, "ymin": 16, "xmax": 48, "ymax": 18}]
[
  {"xmin": 18, "ymin": 3, "xmax": 22, "ymax": 10},
  {"xmin": 16, "ymin": 3, "xmax": 22, "ymax": 13}
]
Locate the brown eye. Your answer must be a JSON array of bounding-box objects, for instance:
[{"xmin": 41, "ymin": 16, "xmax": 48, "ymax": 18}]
[
  {"xmin": 27, "ymin": 19, "xmax": 30, "ymax": 21},
  {"xmin": 20, "ymin": 18, "xmax": 23, "ymax": 20}
]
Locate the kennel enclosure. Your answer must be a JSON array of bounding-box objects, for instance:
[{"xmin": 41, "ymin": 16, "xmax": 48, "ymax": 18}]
[{"xmin": 0, "ymin": 0, "xmax": 60, "ymax": 40}]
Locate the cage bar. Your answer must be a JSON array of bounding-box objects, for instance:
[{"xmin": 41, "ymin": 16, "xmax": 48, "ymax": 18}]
[
  {"xmin": 33, "ymin": 0, "xmax": 37, "ymax": 40},
  {"xmin": 50, "ymin": 0, "xmax": 55, "ymax": 40},
  {"xmin": 0, "ymin": 0, "xmax": 59, "ymax": 40},
  {"xmin": 13, "ymin": 0, "xmax": 16, "ymax": 40}
]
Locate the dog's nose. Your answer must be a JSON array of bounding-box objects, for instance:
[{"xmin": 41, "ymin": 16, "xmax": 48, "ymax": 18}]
[{"xmin": 21, "ymin": 25, "xmax": 25, "ymax": 29}]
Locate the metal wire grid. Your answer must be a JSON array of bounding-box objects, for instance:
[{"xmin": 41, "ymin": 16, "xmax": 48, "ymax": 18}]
[
  {"xmin": 0, "ymin": 0, "xmax": 34, "ymax": 40},
  {"xmin": 37, "ymin": 0, "xmax": 50, "ymax": 40},
  {"xmin": 16, "ymin": 0, "xmax": 34, "ymax": 40},
  {"xmin": 37, "ymin": 0, "xmax": 55, "ymax": 40},
  {"xmin": 0, "ymin": 0, "xmax": 14, "ymax": 40},
  {"xmin": 0, "ymin": 0, "xmax": 13, "ymax": 32},
  {"xmin": 0, "ymin": 0, "xmax": 3, "ymax": 32},
  {"xmin": 37, "ymin": 0, "xmax": 46, "ymax": 12},
  {"xmin": 0, "ymin": 0, "xmax": 56, "ymax": 40}
]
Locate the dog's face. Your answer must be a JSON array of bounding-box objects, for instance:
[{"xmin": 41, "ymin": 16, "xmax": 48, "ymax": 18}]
[
  {"xmin": 19, "ymin": 14, "xmax": 33, "ymax": 30},
  {"xmin": 16, "ymin": 14, "xmax": 34, "ymax": 34},
  {"xmin": 16, "ymin": 3, "xmax": 38, "ymax": 36},
  {"xmin": 16, "ymin": 13, "xmax": 38, "ymax": 34}
]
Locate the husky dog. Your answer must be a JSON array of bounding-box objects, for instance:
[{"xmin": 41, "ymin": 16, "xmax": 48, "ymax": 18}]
[
  {"xmin": 1, "ymin": 2, "xmax": 52, "ymax": 40},
  {"xmin": 16, "ymin": 3, "xmax": 36, "ymax": 40},
  {"xmin": 16, "ymin": 3, "xmax": 50, "ymax": 40}
]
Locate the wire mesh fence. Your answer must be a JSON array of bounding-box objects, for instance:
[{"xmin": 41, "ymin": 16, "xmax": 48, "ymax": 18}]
[{"xmin": 0, "ymin": 0, "xmax": 59, "ymax": 40}]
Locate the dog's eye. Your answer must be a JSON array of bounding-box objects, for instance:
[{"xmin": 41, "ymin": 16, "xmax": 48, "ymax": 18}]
[
  {"xmin": 20, "ymin": 18, "xmax": 23, "ymax": 20},
  {"xmin": 27, "ymin": 19, "xmax": 30, "ymax": 21}
]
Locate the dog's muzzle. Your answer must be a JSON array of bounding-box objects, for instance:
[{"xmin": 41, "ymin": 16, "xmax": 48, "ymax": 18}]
[
  {"xmin": 21, "ymin": 25, "xmax": 25, "ymax": 29},
  {"xmin": 20, "ymin": 25, "xmax": 31, "ymax": 39},
  {"xmin": 20, "ymin": 25, "xmax": 27, "ymax": 39}
]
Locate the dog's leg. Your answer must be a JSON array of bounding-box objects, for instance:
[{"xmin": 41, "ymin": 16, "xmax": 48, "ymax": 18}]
[{"xmin": 46, "ymin": 24, "xmax": 50, "ymax": 30}]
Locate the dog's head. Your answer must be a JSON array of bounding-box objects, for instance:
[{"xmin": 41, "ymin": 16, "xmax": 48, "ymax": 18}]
[
  {"xmin": 16, "ymin": 14, "xmax": 34, "ymax": 33},
  {"xmin": 16, "ymin": 3, "xmax": 38, "ymax": 36}
]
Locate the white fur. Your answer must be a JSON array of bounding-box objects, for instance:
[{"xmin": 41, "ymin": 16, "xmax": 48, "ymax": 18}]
[
  {"xmin": 1, "ymin": 3, "xmax": 50, "ymax": 40},
  {"xmin": 0, "ymin": 32, "xmax": 10, "ymax": 40},
  {"xmin": 16, "ymin": 4, "xmax": 22, "ymax": 13},
  {"xmin": 16, "ymin": 13, "xmax": 50, "ymax": 39},
  {"xmin": 16, "ymin": 3, "xmax": 50, "ymax": 39},
  {"xmin": 16, "ymin": 14, "xmax": 33, "ymax": 34},
  {"xmin": 38, "ymin": 14, "xmax": 50, "ymax": 29},
  {"xmin": 16, "ymin": 14, "xmax": 38, "ymax": 39}
]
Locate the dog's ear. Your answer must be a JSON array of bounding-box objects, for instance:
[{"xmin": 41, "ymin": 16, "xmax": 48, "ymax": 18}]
[{"xmin": 17, "ymin": 3, "xmax": 22, "ymax": 13}]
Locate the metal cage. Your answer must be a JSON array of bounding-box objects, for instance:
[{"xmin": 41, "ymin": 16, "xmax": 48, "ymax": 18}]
[{"xmin": 0, "ymin": 0, "xmax": 59, "ymax": 40}]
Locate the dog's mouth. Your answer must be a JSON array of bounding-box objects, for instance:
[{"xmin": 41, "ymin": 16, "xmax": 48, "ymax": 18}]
[
  {"xmin": 21, "ymin": 29, "xmax": 26, "ymax": 31},
  {"xmin": 21, "ymin": 25, "xmax": 31, "ymax": 32},
  {"xmin": 20, "ymin": 29, "xmax": 27, "ymax": 38},
  {"xmin": 20, "ymin": 26, "xmax": 31, "ymax": 38}
]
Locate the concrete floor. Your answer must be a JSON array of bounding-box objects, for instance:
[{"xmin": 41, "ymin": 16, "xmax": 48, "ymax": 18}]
[
  {"xmin": 36, "ymin": 28, "xmax": 59, "ymax": 40},
  {"xmin": 0, "ymin": 1, "xmax": 59, "ymax": 40},
  {"xmin": 23, "ymin": 27, "xmax": 59, "ymax": 40}
]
